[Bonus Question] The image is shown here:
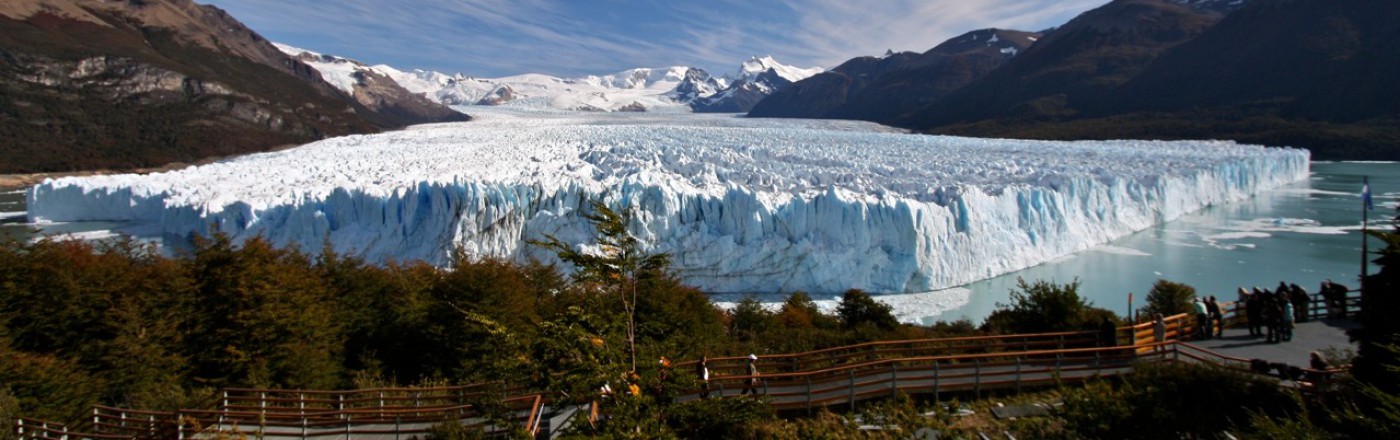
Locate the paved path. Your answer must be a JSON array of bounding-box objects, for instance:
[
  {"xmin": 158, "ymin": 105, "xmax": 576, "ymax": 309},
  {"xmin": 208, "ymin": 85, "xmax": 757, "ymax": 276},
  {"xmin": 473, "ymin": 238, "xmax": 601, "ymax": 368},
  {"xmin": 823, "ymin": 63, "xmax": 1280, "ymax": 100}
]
[{"xmin": 1190, "ymin": 317, "xmax": 1358, "ymax": 367}]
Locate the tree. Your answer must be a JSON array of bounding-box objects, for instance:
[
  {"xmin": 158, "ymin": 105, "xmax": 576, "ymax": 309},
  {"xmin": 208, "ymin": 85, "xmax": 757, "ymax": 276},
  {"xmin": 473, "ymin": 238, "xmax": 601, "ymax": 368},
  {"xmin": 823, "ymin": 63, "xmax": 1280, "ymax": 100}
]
[
  {"xmin": 836, "ymin": 289, "xmax": 898, "ymax": 332},
  {"xmin": 531, "ymin": 201, "xmax": 671, "ymax": 373},
  {"xmin": 983, "ymin": 278, "xmax": 1114, "ymax": 334},
  {"xmin": 1356, "ymin": 211, "xmax": 1400, "ymax": 393},
  {"xmin": 1143, "ymin": 279, "xmax": 1197, "ymax": 320}
]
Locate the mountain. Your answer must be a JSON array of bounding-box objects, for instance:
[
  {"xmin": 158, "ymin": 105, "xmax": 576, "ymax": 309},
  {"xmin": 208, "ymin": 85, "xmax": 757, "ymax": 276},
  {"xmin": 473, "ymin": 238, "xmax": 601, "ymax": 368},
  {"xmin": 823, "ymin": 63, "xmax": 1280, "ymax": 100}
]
[
  {"xmin": 692, "ymin": 56, "xmax": 824, "ymax": 113},
  {"xmin": 749, "ymin": 29, "xmax": 1039, "ymax": 120},
  {"xmin": 0, "ymin": 0, "xmax": 463, "ymax": 174},
  {"xmin": 376, "ymin": 56, "xmax": 818, "ymax": 113},
  {"xmin": 275, "ymin": 44, "xmax": 469, "ymax": 126},
  {"xmin": 376, "ymin": 65, "xmax": 704, "ymax": 112},
  {"xmin": 844, "ymin": 0, "xmax": 1398, "ymax": 159},
  {"xmin": 897, "ymin": 0, "xmax": 1234, "ymax": 129}
]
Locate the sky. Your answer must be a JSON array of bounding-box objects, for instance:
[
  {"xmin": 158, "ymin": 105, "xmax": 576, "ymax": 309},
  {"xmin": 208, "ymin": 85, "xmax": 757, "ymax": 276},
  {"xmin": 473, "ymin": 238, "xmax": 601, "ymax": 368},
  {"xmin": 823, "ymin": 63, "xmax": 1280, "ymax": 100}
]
[{"xmin": 200, "ymin": 0, "xmax": 1108, "ymax": 78}]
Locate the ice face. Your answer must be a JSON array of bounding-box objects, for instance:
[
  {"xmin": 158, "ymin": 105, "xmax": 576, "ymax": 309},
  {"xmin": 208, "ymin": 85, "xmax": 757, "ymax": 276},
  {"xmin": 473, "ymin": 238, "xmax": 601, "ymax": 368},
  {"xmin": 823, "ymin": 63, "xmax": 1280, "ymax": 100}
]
[{"xmin": 27, "ymin": 108, "xmax": 1310, "ymax": 294}]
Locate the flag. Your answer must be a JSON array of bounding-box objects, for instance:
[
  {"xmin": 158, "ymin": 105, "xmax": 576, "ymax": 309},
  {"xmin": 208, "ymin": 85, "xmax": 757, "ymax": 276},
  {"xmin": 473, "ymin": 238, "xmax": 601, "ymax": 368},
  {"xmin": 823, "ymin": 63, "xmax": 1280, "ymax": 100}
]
[{"xmin": 1363, "ymin": 177, "xmax": 1374, "ymax": 211}]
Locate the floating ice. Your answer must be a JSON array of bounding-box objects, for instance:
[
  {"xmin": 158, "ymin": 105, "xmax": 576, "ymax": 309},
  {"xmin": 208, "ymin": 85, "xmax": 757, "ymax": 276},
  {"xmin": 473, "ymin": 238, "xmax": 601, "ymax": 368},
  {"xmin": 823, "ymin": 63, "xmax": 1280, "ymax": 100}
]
[{"xmin": 27, "ymin": 109, "xmax": 1310, "ymax": 293}]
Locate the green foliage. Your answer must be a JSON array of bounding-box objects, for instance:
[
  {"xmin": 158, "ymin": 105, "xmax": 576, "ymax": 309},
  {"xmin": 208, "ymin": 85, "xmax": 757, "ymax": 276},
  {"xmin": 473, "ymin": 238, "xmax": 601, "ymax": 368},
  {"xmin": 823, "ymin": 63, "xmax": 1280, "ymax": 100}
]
[
  {"xmin": 983, "ymin": 278, "xmax": 1115, "ymax": 334},
  {"xmin": 425, "ymin": 419, "xmax": 487, "ymax": 440},
  {"xmin": 531, "ymin": 201, "xmax": 673, "ymax": 373},
  {"xmin": 1142, "ymin": 279, "xmax": 1197, "ymax": 320},
  {"xmin": 1356, "ymin": 212, "xmax": 1400, "ymax": 393},
  {"xmin": 1058, "ymin": 363, "xmax": 1300, "ymax": 440},
  {"xmin": 730, "ymin": 297, "xmax": 774, "ymax": 344},
  {"xmin": 665, "ymin": 396, "xmax": 773, "ymax": 439},
  {"xmin": 836, "ymin": 289, "xmax": 898, "ymax": 333}
]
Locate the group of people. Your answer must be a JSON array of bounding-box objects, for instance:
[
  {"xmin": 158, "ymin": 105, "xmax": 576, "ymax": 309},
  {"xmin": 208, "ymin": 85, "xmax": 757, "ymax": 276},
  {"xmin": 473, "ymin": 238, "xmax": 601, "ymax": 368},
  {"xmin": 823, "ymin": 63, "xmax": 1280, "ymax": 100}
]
[
  {"xmin": 693, "ymin": 353, "xmax": 762, "ymax": 398},
  {"xmin": 1237, "ymin": 280, "xmax": 1348, "ymax": 343},
  {"xmin": 1191, "ymin": 295, "xmax": 1227, "ymax": 340}
]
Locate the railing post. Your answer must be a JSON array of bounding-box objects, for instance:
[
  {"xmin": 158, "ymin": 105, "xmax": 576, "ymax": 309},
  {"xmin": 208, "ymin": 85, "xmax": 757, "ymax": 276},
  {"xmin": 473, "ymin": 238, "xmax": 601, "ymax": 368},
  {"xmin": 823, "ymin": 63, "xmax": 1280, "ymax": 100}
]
[
  {"xmin": 890, "ymin": 363, "xmax": 899, "ymax": 397},
  {"xmin": 848, "ymin": 370, "xmax": 857, "ymax": 412},
  {"xmin": 92, "ymin": 407, "xmax": 99, "ymax": 434},
  {"xmin": 806, "ymin": 377, "xmax": 814, "ymax": 416},
  {"xmin": 1055, "ymin": 352, "xmax": 1063, "ymax": 387},
  {"xmin": 260, "ymin": 391, "xmax": 267, "ymax": 418},
  {"xmin": 933, "ymin": 361, "xmax": 941, "ymax": 402},
  {"xmin": 974, "ymin": 358, "xmax": 982, "ymax": 399},
  {"xmin": 15, "ymin": 418, "xmax": 22, "ymax": 437},
  {"xmin": 379, "ymin": 391, "xmax": 385, "ymax": 418},
  {"xmin": 299, "ymin": 392, "xmax": 306, "ymax": 416},
  {"xmin": 1015, "ymin": 357, "xmax": 1023, "ymax": 394}
]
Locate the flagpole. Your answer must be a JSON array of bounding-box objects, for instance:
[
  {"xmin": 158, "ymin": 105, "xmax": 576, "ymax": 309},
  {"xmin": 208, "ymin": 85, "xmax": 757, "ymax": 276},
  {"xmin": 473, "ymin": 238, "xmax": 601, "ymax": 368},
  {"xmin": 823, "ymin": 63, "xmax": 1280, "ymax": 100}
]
[{"xmin": 1361, "ymin": 176, "xmax": 1370, "ymax": 294}]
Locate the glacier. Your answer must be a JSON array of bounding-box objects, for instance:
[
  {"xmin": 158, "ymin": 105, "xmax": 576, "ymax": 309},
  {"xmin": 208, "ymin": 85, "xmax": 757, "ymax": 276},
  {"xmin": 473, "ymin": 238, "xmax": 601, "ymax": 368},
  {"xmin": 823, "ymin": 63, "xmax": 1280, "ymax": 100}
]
[{"xmin": 26, "ymin": 108, "xmax": 1309, "ymax": 294}]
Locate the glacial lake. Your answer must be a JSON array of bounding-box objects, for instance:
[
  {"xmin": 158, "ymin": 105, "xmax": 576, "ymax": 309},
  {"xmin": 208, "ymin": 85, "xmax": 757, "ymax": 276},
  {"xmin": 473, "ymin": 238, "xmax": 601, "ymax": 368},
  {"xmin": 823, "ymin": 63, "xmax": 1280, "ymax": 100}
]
[{"xmin": 5, "ymin": 161, "xmax": 1398, "ymax": 325}]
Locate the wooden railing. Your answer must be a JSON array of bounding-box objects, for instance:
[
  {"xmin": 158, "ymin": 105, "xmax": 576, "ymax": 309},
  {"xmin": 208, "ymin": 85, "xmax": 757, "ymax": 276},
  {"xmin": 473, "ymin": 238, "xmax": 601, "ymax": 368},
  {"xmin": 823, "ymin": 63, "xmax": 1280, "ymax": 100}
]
[
  {"xmin": 16, "ymin": 385, "xmax": 544, "ymax": 440},
  {"xmin": 677, "ymin": 330, "xmax": 1101, "ymax": 377},
  {"xmin": 14, "ymin": 289, "xmax": 1360, "ymax": 439}
]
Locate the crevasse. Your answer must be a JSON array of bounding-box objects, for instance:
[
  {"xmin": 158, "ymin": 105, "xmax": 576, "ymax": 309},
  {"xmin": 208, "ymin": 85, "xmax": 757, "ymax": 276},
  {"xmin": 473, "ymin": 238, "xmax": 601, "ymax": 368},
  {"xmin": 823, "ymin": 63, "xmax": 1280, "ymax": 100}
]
[{"xmin": 26, "ymin": 110, "xmax": 1310, "ymax": 294}]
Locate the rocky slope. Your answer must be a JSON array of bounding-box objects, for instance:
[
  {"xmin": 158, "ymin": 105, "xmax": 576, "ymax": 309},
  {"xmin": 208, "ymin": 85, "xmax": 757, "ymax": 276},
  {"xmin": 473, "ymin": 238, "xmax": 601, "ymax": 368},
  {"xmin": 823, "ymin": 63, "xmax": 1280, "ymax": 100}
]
[
  {"xmin": 0, "ymin": 0, "xmax": 463, "ymax": 174},
  {"xmin": 903, "ymin": 0, "xmax": 1398, "ymax": 159},
  {"xmin": 749, "ymin": 29, "xmax": 1039, "ymax": 120}
]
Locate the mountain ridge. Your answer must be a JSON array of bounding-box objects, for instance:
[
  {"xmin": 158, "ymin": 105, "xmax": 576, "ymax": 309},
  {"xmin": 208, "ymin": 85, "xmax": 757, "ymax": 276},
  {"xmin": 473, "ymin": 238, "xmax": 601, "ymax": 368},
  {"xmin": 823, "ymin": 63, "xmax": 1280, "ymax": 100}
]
[{"xmin": 0, "ymin": 0, "xmax": 466, "ymax": 174}]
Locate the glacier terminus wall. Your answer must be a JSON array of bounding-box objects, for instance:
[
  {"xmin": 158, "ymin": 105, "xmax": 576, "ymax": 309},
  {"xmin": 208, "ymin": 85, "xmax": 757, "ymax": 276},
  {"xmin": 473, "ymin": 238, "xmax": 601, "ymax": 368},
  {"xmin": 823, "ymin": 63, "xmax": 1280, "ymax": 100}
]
[{"xmin": 27, "ymin": 108, "xmax": 1310, "ymax": 294}]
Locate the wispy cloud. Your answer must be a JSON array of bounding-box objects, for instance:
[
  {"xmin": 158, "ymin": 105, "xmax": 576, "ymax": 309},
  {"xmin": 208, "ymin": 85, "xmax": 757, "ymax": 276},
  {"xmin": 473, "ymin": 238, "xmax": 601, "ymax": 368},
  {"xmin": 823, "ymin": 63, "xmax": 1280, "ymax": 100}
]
[{"xmin": 200, "ymin": 0, "xmax": 1107, "ymax": 77}]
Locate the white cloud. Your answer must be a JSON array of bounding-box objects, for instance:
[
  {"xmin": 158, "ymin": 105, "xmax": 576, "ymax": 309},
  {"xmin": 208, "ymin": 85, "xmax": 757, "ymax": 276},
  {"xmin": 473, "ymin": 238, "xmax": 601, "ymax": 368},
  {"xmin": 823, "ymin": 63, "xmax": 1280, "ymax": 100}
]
[{"xmin": 200, "ymin": 0, "xmax": 1107, "ymax": 77}]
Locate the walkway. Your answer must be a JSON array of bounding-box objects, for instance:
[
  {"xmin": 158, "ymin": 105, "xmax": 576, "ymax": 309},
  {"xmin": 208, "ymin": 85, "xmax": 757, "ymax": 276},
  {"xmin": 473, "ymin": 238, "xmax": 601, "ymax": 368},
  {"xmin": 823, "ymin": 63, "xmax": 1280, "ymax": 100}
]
[{"xmin": 1191, "ymin": 317, "xmax": 1358, "ymax": 367}]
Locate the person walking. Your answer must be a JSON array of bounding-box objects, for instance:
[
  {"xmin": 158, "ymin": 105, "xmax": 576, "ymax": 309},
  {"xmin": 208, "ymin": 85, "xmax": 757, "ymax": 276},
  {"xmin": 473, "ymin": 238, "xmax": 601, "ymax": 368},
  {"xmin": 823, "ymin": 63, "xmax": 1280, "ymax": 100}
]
[
  {"xmin": 740, "ymin": 354, "xmax": 761, "ymax": 396},
  {"xmin": 695, "ymin": 355, "xmax": 710, "ymax": 398}
]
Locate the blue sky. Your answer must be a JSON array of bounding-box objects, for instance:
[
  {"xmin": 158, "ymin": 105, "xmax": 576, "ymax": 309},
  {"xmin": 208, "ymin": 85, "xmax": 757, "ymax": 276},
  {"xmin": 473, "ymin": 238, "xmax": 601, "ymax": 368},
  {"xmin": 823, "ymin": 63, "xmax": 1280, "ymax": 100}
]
[{"xmin": 201, "ymin": 0, "xmax": 1107, "ymax": 78}]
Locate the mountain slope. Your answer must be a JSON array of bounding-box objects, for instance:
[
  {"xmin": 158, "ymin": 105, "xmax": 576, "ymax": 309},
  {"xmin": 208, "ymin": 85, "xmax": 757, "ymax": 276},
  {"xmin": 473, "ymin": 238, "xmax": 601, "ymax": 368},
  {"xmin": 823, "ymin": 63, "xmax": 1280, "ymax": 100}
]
[
  {"xmin": 898, "ymin": 0, "xmax": 1230, "ymax": 129},
  {"xmin": 0, "ymin": 0, "xmax": 460, "ymax": 174},
  {"xmin": 749, "ymin": 29, "xmax": 1039, "ymax": 121},
  {"xmin": 276, "ymin": 44, "xmax": 468, "ymax": 127},
  {"xmin": 377, "ymin": 55, "xmax": 818, "ymax": 113},
  {"xmin": 693, "ymin": 56, "xmax": 823, "ymax": 113},
  {"xmin": 902, "ymin": 0, "xmax": 1399, "ymax": 159}
]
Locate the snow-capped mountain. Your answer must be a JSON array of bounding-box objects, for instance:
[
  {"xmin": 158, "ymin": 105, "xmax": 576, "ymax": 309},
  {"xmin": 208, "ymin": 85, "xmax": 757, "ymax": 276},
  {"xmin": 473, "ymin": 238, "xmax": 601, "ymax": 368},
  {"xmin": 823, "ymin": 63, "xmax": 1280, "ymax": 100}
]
[
  {"xmin": 353, "ymin": 55, "xmax": 819, "ymax": 113},
  {"xmin": 274, "ymin": 44, "xmax": 468, "ymax": 123},
  {"xmin": 693, "ymin": 56, "xmax": 825, "ymax": 113}
]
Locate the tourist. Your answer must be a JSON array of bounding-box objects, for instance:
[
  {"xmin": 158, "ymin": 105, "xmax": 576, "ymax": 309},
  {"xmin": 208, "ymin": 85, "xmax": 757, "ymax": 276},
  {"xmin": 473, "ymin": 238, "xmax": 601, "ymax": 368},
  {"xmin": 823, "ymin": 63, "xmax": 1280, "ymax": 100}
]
[
  {"xmin": 1206, "ymin": 296, "xmax": 1223, "ymax": 338},
  {"xmin": 1282, "ymin": 300, "xmax": 1295, "ymax": 342},
  {"xmin": 740, "ymin": 354, "xmax": 761, "ymax": 396},
  {"xmin": 1309, "ymin": 351, "xmax": 1331, "ymax": 371},
  {"xmin": 1247, "ymin": 287, "xmax": 1265, "ymax": 337},
  {"xmin": 695, "ymin": 355, "xmax": 710, "ymax": 398},
  {"xmin": 1153, "ymin": 313, "xmax": 1167, "ymax": 352},
  {"xmin": 1099, "ymin": 316, "xmax": 1118, "ymax": 348},
  {"xmin": 1193, "ymin": 297, "xmax": 1211, "ymax": 340},
  {"xmin": 1330, "ymin": 280, "xmax": 1351, "ymax": 318},
  {"xmin": 1265, "ymin": 298, "xmax": 1282, "ymax": 344},
  {"xmin": 1289, "ymin": 283, "xmax": 1309, "ymax": 323}
]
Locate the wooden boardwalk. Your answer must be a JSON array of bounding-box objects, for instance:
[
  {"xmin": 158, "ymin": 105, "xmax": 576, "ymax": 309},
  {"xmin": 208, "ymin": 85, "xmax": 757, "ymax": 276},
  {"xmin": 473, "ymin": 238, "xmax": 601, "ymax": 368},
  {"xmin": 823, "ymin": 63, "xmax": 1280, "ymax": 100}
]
[{"xmin": 15, "ymin": 293, "xmax": 1358, "ymax": 440}]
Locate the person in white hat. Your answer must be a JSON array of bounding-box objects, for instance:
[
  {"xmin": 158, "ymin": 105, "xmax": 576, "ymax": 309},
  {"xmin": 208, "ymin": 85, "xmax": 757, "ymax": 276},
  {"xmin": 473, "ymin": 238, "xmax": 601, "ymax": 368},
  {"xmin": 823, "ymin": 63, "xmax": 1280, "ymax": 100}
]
[{"xmin": 741, "ymin": 354, "xmax": 761, "ymax": 396}]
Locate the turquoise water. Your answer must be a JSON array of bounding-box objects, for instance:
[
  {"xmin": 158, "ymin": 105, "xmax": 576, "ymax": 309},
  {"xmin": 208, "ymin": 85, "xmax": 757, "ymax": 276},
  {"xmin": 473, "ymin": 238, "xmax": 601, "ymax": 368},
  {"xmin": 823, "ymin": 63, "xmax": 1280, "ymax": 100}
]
[
  {"xmin": 928, "ymin": 161, "xmax": 1398, "ymax": 324},
  {"xmin": 5, "ymin": 162, "xmax": 1399, "ymax": 325}
]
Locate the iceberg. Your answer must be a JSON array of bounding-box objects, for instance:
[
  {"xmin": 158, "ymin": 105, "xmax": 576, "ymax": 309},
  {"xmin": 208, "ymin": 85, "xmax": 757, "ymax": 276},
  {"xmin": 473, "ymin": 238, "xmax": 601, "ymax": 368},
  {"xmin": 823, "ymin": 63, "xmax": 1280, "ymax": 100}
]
[{"xmin": 27, "ymin": 108, "xmax": 1310, "ymax": 294}]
